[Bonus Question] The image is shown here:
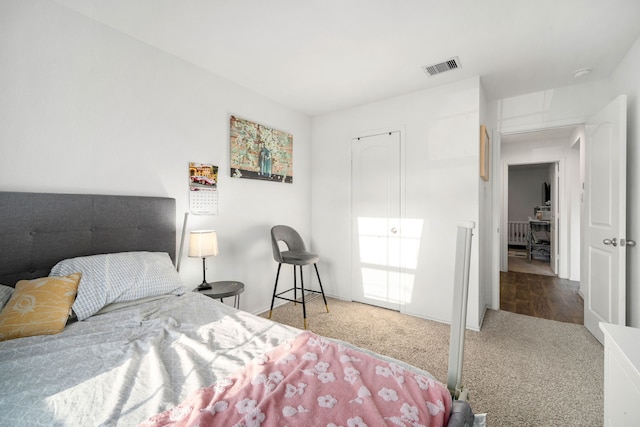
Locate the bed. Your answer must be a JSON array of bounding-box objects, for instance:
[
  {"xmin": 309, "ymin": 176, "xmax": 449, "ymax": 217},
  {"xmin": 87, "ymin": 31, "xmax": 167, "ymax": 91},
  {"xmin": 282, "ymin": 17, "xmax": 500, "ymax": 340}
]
[{"xmin": 0, "ymin": 191, "xmax": 476, "ymax": 427}]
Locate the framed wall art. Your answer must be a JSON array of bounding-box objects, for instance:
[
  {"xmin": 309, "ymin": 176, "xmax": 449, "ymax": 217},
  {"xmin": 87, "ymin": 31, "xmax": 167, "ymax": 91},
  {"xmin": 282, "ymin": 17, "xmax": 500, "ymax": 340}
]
[
  {"xmin": 229, "ymin": 115, "xmax": 293, "ymax": 183},
  {"xmin": 480, "ymin": 124, "xmax": 490, "ymax": 181}
]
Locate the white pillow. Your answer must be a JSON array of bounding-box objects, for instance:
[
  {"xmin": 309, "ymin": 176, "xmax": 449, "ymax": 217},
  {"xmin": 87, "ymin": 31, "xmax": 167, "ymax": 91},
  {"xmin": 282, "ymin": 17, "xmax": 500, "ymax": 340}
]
[
  {"xmin": 0, "ymin": 285, "xmax": 13, "ymax": 310},
  {"xmin": 50, "ymin": 252, "xmax": 185, "ymax": 320}
]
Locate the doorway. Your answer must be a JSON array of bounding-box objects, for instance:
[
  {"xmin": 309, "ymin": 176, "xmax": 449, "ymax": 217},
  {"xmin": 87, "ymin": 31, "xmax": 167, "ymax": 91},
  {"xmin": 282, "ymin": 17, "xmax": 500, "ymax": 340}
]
[
  {"xmin": 499, "ymin": 127, "xmax": 583, "ymax": 323},
  {"xmin": 506, "ymin": 162, "xmax": 556, "ymax": 277},
  {"xmin": 492, "ymin": 96, "xmax": 628, "ymax": 336}
]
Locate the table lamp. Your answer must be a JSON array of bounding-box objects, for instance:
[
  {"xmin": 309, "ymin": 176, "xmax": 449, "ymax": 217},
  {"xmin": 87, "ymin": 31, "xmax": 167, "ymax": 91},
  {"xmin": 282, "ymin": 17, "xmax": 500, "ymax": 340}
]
[{"xmin": 188, "ymin": 230, "xmax": 219, "ymax": 291}]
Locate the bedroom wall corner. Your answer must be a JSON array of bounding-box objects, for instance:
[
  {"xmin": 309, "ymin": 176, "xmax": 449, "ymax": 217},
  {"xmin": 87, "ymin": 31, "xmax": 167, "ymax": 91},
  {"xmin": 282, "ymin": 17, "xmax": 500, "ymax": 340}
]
[{"xmin": 0, "ymin": 0, "xmax": 313, "ymax": 316}]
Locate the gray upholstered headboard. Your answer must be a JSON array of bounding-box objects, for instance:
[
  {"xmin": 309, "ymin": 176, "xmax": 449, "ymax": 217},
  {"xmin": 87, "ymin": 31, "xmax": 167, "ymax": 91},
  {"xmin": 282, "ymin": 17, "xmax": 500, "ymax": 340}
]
[{"xmin": 0, "ymin": 192, "xmax": 176, "ymax": 287}]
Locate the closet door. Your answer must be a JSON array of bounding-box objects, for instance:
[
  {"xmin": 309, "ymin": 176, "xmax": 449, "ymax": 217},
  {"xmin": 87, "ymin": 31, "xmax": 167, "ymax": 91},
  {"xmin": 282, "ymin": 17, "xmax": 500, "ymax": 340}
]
[{"xmin": 351, "ymin": 131, "xmax": 402, "ymax": 311}]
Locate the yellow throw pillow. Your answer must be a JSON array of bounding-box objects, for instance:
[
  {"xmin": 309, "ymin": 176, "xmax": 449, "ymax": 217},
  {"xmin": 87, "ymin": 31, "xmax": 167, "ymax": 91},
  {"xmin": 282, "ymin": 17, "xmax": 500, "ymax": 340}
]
[{"xmin": 0, "ymin": 272, "xmax": 81, "ymax": 341}]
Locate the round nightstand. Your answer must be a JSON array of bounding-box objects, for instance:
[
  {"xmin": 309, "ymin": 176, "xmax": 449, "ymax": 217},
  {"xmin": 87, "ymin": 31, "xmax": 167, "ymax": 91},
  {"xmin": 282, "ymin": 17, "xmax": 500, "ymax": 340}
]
[{"xmin": 195, "ymin": 280, "xmax": 245, "ymax": 309}]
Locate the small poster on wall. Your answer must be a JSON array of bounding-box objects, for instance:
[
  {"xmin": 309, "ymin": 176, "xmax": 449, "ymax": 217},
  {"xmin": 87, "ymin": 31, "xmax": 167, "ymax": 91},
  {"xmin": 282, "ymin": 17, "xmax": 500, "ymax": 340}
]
[
  {"xmin": 229, "ymin": 115, "xmax": 293, "ymax": 183},
  {"xmin": 188, "ymin": 162, "xmax": 218, "ymax": 215}
]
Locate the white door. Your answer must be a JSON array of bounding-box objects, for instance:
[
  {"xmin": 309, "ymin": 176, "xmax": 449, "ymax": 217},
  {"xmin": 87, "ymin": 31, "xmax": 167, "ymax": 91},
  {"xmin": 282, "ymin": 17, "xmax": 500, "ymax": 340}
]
[
  {"xmin": 351, "ymin": 131, "xmax": 401, "ymax": 311},
  {"xmin": 583, "ymin": 95, "xmax": 627, "ymax": 343}
]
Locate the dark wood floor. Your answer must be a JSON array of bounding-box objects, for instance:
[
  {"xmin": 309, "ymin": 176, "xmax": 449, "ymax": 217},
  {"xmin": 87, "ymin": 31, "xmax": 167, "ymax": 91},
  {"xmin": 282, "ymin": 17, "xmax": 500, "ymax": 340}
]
[{"xmin": 500, "ymin": 269, "xmax": 584, "ymax": 324}]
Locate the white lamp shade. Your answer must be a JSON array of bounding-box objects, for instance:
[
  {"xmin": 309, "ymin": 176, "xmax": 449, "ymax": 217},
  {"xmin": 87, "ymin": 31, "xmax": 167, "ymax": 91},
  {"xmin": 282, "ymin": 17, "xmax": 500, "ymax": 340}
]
[{"xmin": 188, "ymin": 230, "xmax": 219, "ymax": 258}]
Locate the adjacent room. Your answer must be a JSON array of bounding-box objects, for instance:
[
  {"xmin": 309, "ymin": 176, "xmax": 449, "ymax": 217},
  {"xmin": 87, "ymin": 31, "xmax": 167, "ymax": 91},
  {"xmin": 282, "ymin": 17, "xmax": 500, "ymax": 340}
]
[{"xmin": 2, "ymin": 1, "xmax": 640, "ymax": 426}]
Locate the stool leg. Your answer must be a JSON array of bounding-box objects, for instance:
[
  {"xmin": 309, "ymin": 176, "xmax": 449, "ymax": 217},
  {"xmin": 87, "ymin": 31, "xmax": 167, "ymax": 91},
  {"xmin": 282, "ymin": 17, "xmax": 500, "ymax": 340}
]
[
  {"xmin": 293, "ymin": 265, "xmax": 297, "ymax": 305},
  {"xmin": 269, "ymin": 263, "xmax": 282, "ymax": 319},
  {"xmin": 314, "ymin": 263, "xmax": 329, "ymax": 313},
  {"xmin": 299, "ymin": 265, "xmax": 308, "ymax": 329}
]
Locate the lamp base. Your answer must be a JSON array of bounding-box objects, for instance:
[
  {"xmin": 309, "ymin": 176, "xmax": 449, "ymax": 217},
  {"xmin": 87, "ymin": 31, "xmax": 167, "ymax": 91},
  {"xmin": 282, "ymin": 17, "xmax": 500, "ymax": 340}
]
[
  {"xmin": 196, "ymin": 258, "xmax": 212, "ymax": 290},
  {"xmin": 196, "ymin": 281, "xmax": 211, "ymax": 291}
]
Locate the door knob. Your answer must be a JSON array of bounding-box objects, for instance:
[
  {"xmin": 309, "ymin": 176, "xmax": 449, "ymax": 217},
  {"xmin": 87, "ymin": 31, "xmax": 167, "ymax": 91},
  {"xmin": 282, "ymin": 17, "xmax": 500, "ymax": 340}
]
[
  {"xmin": 603, "ymin": 238, "xmax": 617, "ymax": 247},
  {"xmin": 390, "ymin": 227, "xmax": 398, "ymax": 234},
  {"xmin": 623, "ymin": 239, "xmax": 636, "ymax": 247}
]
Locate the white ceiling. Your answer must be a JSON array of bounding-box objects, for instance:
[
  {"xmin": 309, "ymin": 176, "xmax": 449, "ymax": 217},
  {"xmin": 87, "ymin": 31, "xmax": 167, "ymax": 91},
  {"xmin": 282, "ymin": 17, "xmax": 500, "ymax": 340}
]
[{"xmin": 53, "ymin": 0, "xmax": 640, "ymax": 116}]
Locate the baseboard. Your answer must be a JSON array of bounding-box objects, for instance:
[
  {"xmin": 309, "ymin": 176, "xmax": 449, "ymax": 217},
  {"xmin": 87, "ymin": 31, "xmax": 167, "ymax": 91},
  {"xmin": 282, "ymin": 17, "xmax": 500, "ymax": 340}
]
[
  {"xmin": 477, "ymin": 304, "xmax": 489, "ymax": 330},
  {"xmin": 402, "ymin": 308, "xmax": 482, "ymax": 332}
]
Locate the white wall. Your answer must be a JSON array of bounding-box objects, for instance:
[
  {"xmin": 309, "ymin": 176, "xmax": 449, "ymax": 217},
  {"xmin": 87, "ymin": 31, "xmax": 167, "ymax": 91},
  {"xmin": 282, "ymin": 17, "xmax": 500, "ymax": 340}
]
[
  {"xmin": 611, "ymin": 34, "xmax": 640, "ymax": 328},
  {"xmin": 508, "ymin": 165, "xmax": 550, "ymax": 222},
  {"xmin": 0, "ymin": 0, "xmax": 312, "ymax": 315},
  {"xmin": 311, "ymin": 77, "xmax": 484, "ymax": 329}
]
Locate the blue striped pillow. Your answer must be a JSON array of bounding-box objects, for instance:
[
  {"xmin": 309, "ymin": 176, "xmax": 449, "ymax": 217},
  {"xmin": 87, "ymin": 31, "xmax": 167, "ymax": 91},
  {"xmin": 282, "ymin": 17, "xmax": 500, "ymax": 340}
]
[{"xmin": 50, "ymin": 252, "xmax": 185, "ymax": 320}]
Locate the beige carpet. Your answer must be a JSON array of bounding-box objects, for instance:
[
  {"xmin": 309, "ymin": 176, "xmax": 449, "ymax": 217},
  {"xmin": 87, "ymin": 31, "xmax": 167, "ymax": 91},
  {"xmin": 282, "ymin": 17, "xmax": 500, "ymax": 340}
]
[{"xmin": 259, "ymin": 297, "xmax": 604, "ymax": 427}]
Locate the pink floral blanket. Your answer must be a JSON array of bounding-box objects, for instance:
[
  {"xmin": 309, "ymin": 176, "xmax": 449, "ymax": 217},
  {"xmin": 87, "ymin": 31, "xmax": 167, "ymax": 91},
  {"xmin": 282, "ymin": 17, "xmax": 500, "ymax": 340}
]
[{"xmin": 141, "ymin": 331, "xmax": 452, "ymax": 427}]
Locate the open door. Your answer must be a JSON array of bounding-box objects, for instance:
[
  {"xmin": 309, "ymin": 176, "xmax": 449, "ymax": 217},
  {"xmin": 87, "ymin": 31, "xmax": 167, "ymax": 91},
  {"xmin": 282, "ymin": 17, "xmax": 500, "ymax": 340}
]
[{"xmin": 583, "ymin": 95, "xmax": 627, "ymax": 344}]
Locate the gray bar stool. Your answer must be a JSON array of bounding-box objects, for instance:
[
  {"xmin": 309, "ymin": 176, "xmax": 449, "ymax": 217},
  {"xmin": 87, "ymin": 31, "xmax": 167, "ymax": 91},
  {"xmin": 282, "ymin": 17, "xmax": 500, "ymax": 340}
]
[{"xmin": 269, "ymin": 225, "xmax": 329, "ymax": 329}]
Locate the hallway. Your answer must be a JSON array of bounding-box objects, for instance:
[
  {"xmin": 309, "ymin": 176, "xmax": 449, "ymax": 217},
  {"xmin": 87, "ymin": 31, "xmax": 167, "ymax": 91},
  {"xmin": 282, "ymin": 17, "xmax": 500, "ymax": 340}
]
[{"xmin": 500, "ymin": 270, "xmax": 583, "ymax": 325}]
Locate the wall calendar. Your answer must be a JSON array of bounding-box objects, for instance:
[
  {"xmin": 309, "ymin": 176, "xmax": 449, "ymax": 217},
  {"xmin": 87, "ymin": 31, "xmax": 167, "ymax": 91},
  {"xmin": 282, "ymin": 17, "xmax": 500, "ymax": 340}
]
[{"xmin": 188, "ymin": 162, "xmax": 218, "ymax": 215}]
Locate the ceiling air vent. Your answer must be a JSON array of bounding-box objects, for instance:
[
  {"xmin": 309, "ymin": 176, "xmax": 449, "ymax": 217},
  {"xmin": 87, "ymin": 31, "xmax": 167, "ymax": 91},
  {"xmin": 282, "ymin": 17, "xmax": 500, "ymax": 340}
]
[{"xmin": 421, "ymin": 56, "xmax": 461, "ymax": 77}]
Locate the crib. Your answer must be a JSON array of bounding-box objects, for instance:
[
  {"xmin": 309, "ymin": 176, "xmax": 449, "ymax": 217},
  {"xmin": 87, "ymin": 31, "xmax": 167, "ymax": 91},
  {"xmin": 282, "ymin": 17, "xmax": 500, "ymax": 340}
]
[{"xmin": 508, "ymin": 221, "xmax": 529, "ymax": 246}]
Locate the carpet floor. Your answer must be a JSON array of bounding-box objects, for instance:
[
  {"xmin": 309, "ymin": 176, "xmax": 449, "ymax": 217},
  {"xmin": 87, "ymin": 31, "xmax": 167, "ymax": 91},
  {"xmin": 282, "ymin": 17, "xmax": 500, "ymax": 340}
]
[{"xmin": 259, "ymin": 296, "xmax": 604, "ymax": 427}]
